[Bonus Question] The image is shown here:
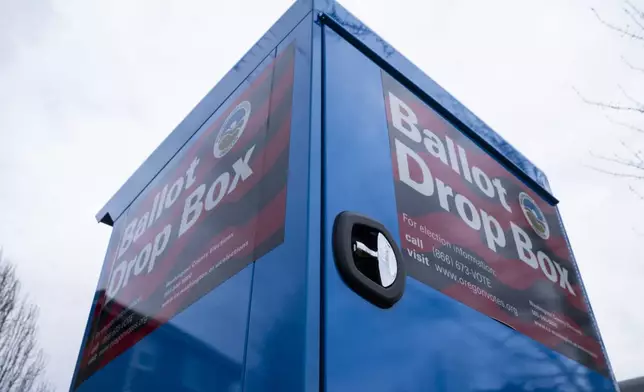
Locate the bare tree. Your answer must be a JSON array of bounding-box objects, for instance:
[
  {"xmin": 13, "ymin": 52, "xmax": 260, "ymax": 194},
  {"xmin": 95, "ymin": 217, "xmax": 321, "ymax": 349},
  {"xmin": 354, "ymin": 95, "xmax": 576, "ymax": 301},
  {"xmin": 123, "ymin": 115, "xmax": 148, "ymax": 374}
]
[
  {"xmin": 578, "ymin": 1, "xmax": 644, "ymax": 197},
  {"xmin": 0, "ymin": 249, "xmax": 55, "ymax": 392}
]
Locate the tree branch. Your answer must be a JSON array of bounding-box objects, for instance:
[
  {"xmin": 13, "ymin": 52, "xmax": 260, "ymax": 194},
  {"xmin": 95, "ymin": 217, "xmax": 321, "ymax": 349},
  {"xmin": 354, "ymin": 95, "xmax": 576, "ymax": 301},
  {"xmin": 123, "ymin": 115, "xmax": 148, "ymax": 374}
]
[
  {"xmin": 617, "ymin": 85, "xmax": 644, "ymax": 108},
  {"xmin": 629, "ymin": 184, "xmax": 644, "ymax": 200},
  {"xmin": 592, "ymin": 6, "xmax": 644, "ymax": 41},
  {"xmin": 606, "ymin": 115, "xmax": 644, "ymax": 134},
  {"xmin": 618, "ymin": 140, "xmax": 644, "ymax": 162},
  {"xmin": 622, "ymin": 55, "xmax": 644, "ymax": 73},
  {"xmin": 624, "ymin": 0, "xmax": 644, "ymax": 32},
  {"xmin": 585, "ymin": 160, "xmax": 644, "ymax": 180},
  {"xmin": 0, "ymin": 252, "xmax": 52, "ymax": 392},
  {"xmin": 574, "ymin": 87, "xmax": 644, "ymax": 113},
  {"xmin": 590, "ymin": 148, "xmax": 644, "ymax": 172}
]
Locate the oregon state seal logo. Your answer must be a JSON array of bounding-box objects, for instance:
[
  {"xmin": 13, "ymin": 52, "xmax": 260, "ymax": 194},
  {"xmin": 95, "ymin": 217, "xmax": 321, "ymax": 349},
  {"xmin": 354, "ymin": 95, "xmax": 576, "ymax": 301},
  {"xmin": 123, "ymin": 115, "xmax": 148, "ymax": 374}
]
[
  {"xmin": 213, "ymin": 101, "xmax": 251, "ymax": 158},
  {"xmin": 519, "ymin": 192, "xmax": 549, "ymax": 240}
]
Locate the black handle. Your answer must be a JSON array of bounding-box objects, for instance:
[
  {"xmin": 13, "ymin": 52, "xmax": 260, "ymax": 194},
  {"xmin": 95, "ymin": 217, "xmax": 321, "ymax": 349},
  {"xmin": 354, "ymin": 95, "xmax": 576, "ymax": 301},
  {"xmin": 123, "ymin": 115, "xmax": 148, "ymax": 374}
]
[{"xmin": 332, "ymin": 212, "xmax": 405, "ymax": 308}]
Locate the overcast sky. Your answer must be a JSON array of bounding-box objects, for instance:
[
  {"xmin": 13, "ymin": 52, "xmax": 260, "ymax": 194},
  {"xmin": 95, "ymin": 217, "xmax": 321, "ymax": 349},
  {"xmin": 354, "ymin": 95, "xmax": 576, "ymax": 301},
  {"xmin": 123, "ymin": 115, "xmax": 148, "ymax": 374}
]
[{"xmin": 1, "ymin": 0, "xmax": 643, "ymax": 390}]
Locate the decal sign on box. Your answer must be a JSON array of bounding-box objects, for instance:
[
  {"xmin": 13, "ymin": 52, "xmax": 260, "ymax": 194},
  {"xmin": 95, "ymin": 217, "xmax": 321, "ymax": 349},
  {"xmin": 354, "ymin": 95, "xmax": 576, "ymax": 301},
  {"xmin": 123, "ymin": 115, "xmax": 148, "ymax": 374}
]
[
  {"xmin": 381, "ymin": 70, "xmax": 609, "ymax": 376},
  {"xmin": 74, "ymin": 44, "xmax": 296, "ymax": 388}
]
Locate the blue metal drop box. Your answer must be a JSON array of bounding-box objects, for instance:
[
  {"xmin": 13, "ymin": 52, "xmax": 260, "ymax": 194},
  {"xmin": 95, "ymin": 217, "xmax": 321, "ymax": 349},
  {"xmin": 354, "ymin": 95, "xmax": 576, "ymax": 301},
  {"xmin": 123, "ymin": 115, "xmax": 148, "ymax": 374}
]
[{"xmin": 70, "ymin": 2, "xmax": 619, "ymax": 391}]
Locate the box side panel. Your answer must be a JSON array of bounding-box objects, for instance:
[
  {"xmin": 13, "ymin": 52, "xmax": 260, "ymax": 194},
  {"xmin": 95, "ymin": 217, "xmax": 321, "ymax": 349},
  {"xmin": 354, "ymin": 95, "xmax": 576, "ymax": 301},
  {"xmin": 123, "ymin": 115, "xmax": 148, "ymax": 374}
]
[
  {"xmin": 72, "ymin": 38, "xmax": 304, "ymax": 391},
  {"xmin": 312, "ymin": 2, "xmax": 618, "ymax": 388},
  {"xmin": 322, "ymin": 25, "xmax": 615, "ymax": 392}
]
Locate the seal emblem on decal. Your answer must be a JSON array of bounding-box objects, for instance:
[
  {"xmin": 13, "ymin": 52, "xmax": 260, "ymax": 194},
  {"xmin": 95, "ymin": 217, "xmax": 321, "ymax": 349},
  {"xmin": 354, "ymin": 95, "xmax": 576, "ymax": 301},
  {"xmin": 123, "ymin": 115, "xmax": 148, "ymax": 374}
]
[
  {"xmin": 519, "ymin": 192, "xmax": 549, "ymax": 240},
  {"xmin": 213, "ymin": 100, "xmax": 251, "ymax": 158}
]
